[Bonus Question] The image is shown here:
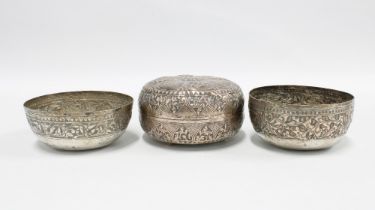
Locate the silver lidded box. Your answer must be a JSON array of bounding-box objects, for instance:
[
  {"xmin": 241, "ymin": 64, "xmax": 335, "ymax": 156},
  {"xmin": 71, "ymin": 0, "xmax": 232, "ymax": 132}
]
[
  {"xmin": 24, "ymin": 91, "xmax": 133, "ymax": 150},
  {"xmin": 139, "ymin": 75, "xmax": 244, "ymax": 144},
  {"xmin": 249, "ymin": 85, "xmax": 354, "ymax": 150}
]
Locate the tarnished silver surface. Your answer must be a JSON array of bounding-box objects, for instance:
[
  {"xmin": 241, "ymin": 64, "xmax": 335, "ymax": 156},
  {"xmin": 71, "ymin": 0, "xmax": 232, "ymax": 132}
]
[
  {"xmin": 24, "ymin": 91, "xmax": 133, "ymax": 150},
  {"xmin": 139, "ymin": 75, "xmax": 244, "ymax": 144},
  {"xmin": 249, "ymin": 85, "xmax": 354, "ymax": 150}
]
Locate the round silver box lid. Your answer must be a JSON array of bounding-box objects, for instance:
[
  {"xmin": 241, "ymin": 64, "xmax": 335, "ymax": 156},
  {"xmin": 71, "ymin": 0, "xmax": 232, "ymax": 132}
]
[{"xmin": 139, "ymin": 75, "xmax": 244, "ymax": 119}]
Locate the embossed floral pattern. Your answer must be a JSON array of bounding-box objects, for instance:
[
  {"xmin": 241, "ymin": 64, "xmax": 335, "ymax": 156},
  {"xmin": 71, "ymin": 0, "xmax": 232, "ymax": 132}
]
[
  {"xmin": 26, "ymin": 101, "xmax": 131, "ymax": 139},
  {"xmin": 252, "ymin": 111, "xmax": 352, "ymax": 140},
  {"xmin": 143, "ymin": 119, "xmax": 242, "ymax": 144}
]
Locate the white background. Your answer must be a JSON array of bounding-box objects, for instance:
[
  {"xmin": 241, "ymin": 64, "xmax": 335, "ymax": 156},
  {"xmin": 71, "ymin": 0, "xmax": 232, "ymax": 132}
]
[{"xmin": 0, "ymin": 0, "xmax": 374, "ymax": 209}]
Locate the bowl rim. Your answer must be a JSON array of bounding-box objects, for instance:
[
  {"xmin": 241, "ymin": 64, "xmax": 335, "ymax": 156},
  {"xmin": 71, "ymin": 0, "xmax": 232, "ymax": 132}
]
[
  {"xmin": 24, "ymin": 90, "xmax": 133, "ymax": 114},
  {"xmin": 249, "ymin": 85, "xmax": 354, "ymax": 108}
]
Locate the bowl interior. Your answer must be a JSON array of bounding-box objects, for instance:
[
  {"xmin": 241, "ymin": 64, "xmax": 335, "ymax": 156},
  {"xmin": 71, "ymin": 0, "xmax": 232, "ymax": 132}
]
[
  {"xmin": 24, "ymin": 91, "xmax": 133, "ymax": 114},
  {"xmin": 250, "ymin": 86, "xmax": 353, "ymax": 106}
]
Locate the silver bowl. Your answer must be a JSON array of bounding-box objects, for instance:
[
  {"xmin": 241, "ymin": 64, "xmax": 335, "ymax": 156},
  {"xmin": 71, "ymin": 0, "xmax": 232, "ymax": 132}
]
[
  {"xmin": 24, "ymin": 91, "xmax": 133, "ymax": 150},
  {"xmin": 249, "ymin": 85, "xmax": 354, "ymax": 150},
  {"xmin": 139, "ymin": 75, "xmax": 244, "ymax": 144}
]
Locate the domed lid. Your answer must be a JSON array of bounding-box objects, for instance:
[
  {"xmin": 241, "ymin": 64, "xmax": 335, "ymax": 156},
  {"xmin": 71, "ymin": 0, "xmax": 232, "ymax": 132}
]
[
  {"xmin": 141, "ymin": 75, "xmax": 241, "ymax": 95},
  {"xmin": 140, "ymin": 75, "xmax": 243, "ymax": 118}
]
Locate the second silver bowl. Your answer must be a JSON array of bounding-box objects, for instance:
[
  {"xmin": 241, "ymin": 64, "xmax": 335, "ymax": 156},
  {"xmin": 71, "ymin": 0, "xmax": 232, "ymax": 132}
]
[{"xmin": 249, "ymin": 85, "xmax": 354, "ymax": 150}]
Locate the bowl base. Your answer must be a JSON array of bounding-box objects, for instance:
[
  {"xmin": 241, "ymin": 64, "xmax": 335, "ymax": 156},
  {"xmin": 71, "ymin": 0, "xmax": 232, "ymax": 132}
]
[
  {"xmin": 37, "ymin": 131, "xmax": 125, "ymax": 151},
  {"xmin": 258, "ymin": 134, "xmax": 342, "ymax": 150}
]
